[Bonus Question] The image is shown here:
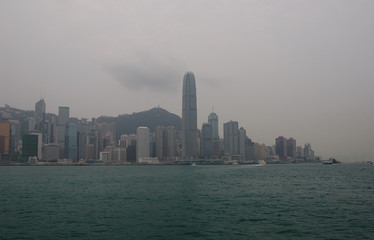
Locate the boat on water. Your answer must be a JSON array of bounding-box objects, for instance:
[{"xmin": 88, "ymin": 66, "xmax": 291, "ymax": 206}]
[
  {"xmin": 258, "ymin": 160, "xmax": 267, "ymax": 166},
  {"xmin": 191, "ymin": 163, "xmax": 197, "ymax": 166},
  {"xmin": 322, "ymin": 158, "xmax": 340, "ymax": 165}
]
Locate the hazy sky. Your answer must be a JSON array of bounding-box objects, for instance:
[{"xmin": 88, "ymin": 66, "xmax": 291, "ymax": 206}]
[{"xmin": 1, "ymin": 0, "xmax": 373, "ymax": 162}]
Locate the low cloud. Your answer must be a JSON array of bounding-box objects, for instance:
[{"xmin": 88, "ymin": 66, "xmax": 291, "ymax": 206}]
[{"xmin": 106, "ymin": 57, "xmax": 184, "ymax": 92}]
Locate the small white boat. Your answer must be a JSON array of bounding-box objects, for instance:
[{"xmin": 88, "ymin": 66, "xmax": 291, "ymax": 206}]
[
  {"xmin": 191, "ymin": 163, "xmax": 197, "ymax": 166},
  {"xmin": 258, "ymin": 160, "xmax": 267, "ymax": 166}
]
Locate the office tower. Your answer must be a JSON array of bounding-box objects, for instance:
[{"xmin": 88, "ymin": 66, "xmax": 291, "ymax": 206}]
[
  {"xmin": 287, "ymin": 138, "xmax": 296, "ymax": 158},
  {"xmin": 104, "ymin": 146, "xmax": 115, "ymax": 163},
  {"xmin": 155, "ymin": 126, "xmax": 163, "ymax": 160},
  {"xmin": 276, "ymin": 136, "xmax": 287, "ymax": 160},
  {"xmin": 182, "ymin": 72, "xmax": 198, "ymax": 159},
  {"xmin": 238, "ymin": 127, "xmax": 247, "ymax": 156},
  {"xmin": 245, "ymin": 138, "xmax": 255, "ymax": 160},
  {"xmin": 22, "ymin": 132, "xmax": 42, "ymax": 159},
  {"xmin": 0, "ymin": 121, "xmax": 11, "ymax": 156},
  {"xmin": 58, "ymin": 107, "xmax": 70, "ymax": 124},
  {"xmin": 87, "ymin": 130, "xmax": 99, "ymax": 160},
  {"xmin": 223, "ymin": 121, "xmax": 239, "ymax": 155},
  {"xmin": 43, "ymin": 144, "xmax": 59, "ymax": 162},
  {"xmin": 155, "ymin": 126, "xmax": 176, "ymax": 161},
  {"xmin": 165, "ymin": 126, "xmax": 176, "ymax": 159},
  {"xmin": 304, "ymin": 143, "xmax": 314, "ymax": 160},
  {"xmin": 34, "ymin": 99, "xmax": 46, "ymax": 131},
  {"xmin": 77, "ymin": 132, "xmax": 87, "ymax": 161},
  {"xmin": 119, "ymin": 134, "xmax": 129, "ymax": 148},
  {"xmin": 113, "ymin": 147, "xmax": 126, "ymax": 163},
  {"xmin": 255, "ymin": 143, "xmax": 266, "ymax": 161},
  {"xmin": 136, "ymin": 126, "xmax": 150, "ymax": 162},
  {"xmin": 212, "ymin": 139, "xmax": 220, "ymax": 157},
  {"xmin": 208, "ymin": 111, "xmax": 219, "ymax": 139},
  {"xmin": 64, "ymin": 122, "xmax": 77, "ymax": 162},
  {"xmin": 28, "ymin": 117, "xmax": 35, "ymax": 132},
  {"xmin": 9, "ymin": 120, "xmax": 21, "ymax": 156},
  {"xmin": 85, "ymin": 144, "xmax": 95, "ymax": 160},
  {"xmin": 296, "ymin": 146, "xmax": 303, "ymax": 158},
  {"xmin": 201, "ymin": 123, "xmax": 212, "ymax": 158},
  {"xmin": 57, "ymin": 106, "xmax": 69, "ymax": 158}
]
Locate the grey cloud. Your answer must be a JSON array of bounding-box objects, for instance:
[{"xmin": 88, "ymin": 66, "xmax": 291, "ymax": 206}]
[{"xmin": 106, "ymin": 58, "xmax": 184, "ymax": 92}]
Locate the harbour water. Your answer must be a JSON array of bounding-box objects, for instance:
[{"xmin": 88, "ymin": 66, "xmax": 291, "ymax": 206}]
[{"xmin": 1, "ymin": 163, "xmax": 373, "ymax": 239}]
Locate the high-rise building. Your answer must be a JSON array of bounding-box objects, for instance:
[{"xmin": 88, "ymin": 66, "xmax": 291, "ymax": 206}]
[
  {"xmin": 201, "ymin": 123, "xmax": 212, "ymax": 158},
  {"xmin": 136, "ymin": 126, "xmax": 149, "ymax": 162},
  {"xmin": 287, "ymin": 138, "xmax": 296, "ymax": 158},
  {"xmin": 223, "ymin": 121, "xmax": 239, "ymax": 155},
  {"xmin": 276, "ymin": 136, "xmax": 287, "ymax": 160},
  {"xmin": 57, "ymin": 106, "xmax": 69, "ymax": 158},
  {"xmin": 238, "ymin": 127, "xmax": 247, "ymax": 156},
  {"xmin": 182, "ymin": 72, "xmax": 198, "ymax": 159},
  {"xmin": 64, "ymin": 122, "xmax": 77, "ymax": 162},
  {"xmin": 77, "ymin": 132, "xmax": 87, "ymax": 161},
  {"xmin": 22, "ymin": 132, "xmax": 42, "ymax": 159},
  {"xmin": 304, "ymin": 143, "xmax": 314, "ymax": 160},
  {"xmin": 43, "ymin": 144, "xmax": 59, "ymax": 162},
  {"xmin": 0, "ymin": 121, "xmax": 11, "ymax": 156},
  {"xmin": 208, "ymin": 112, "xmax": 219, "ymax": 139},
  {"xmin": 34, "ymin": 99, "xmax": 46, "ymax": 131},
  {"xmin": 155, "ymin": 126, "xmax": 176, "ymax": 161}
]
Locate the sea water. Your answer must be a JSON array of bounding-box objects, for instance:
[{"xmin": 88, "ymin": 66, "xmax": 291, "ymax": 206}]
[{"xmin": 1, "ymin": 163, "xmax": 373, "ymax": 239}]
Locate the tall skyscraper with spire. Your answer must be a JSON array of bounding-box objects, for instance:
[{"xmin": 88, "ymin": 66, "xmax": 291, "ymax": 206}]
[{"xmin": 182, "ymin": 72, "xmax": 198, "ymax": 159}]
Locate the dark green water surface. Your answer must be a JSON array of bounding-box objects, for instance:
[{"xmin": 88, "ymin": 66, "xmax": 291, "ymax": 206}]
[{"xmin": 1, "ymin": 163, "xmax": 373, "ymax": 239}]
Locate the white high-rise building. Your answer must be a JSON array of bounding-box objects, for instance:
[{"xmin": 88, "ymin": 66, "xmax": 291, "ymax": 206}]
[{"xmin": 136, "ymin": 127, "xmax": 150, "ymax": 163}]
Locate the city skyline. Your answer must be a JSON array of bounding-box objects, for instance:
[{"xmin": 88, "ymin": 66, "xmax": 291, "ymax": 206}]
[{"xmin": 1, "ymin": 1, "xmax": 373, "ymax": 162}]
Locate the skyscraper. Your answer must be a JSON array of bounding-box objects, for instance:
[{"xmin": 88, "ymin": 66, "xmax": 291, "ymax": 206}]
[
  {"xmin": 201, "ymin": 123, "xmax": 212, "ymax": 158},
  {"xmin": 208, "ymin": 111, "xmax": 219, "ymax": 139},
  {"xmin": 57, "ymin": 106, "xmax": 69, "ymax": 158},
  {"xmin": 223, "ymin": 121, "xmax": 239, "ymax": 155},
  {"xmin": 182, "ymin": 72, "xmax": 198, "ymax": 159},
  {"xmin": 34, "ymin": 99, "xmax": 45, "ymax": 131},
  {"xmin": 276, "ymin": 136, "xmax": 287, "ymax": 160},
  {"xmin": 136, "ymin": 126, "xmax": 149, "ymax": 162},
  {"xmin": 65, "ymin": 123, "xmax": 77, "ymax": 162}
]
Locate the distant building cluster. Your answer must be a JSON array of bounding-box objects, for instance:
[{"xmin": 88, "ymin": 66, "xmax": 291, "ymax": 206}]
[{"xmin": 0, "ymin": 72, "xmax": 319, "ymax": 165}]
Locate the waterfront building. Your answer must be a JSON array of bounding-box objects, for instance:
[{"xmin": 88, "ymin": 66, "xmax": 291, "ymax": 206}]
[
  {"xmin": 223, "ymin": 121, "xmax": 239, "ymax": 156},
  {"xmin": 304, "ymin": 143, "xmax": 314, "ymax": 160},
  {"xmin": 201, "ymin": 123, "xmax": 212, "ymax": 158},
  {"xmin": 0, "ymin": 120, "xmax": 11, "ymax": 156},
  {"xmin": 136, "ymin": 126, "xmax": 150, "ymax": 162},
  {"xmin": 239, "ymin": 127, "xmax": 247, "ymax": 156},
  {"xmin": 57, "ymin": 106, "xmax": 69, "ymax": 158},
  {"xmin": 255, "ymin": 143, "xmax": 266, "ymax": 161},
  {"xmin": 86, "ymin": 130, "xmax": 98, "ymax": 160},
  {"xmin": 9, "ymin": 120, "xmax": 21, "ymax": 155},
  {"xmin": 276, "ymin": 136, "xmax": 287, "ymax": 160},
  {"xmin": 43, "ymin": 143, "xmax": 59, "ymax": 162},
  {"xmin": 84, "ymin": 144, "xmax": 95, "ymax": 160},
  {"xmin": 212, "ymin": 139, "xmax": 221, "ymax": 157},
  {"xmin": 287, "ymin": 138, "xmax": 297, "ymax": 158},
  {"xmin": 155, "ymin": 126, "xmax": 176, "ymax": 161},
  {"xmin": 104, "ymin": 146, "xmax": 115, "ymax": 163},
  {"xmin": 64, "ymin": 122, "xmax": 77, "ymax": 162},
  {"xmin": 77, "ymin": 132, "xmax": 86, "ymax": 161},
  {"xmin": 245, "ymin": 138, "xmax": 255, "ymax": 160},
  {"xmin": 113, "ymin": 147, "xmax": 126, "ymax": 163},
  {"xmin": 208, "ymin": 111, "xmax": 219, "ymax": 139},
  {"xmin": 22, "ymin": 132, "xmax": 42, "ymax": 159},
  {"xmin": 182, "ymin": 72, "xmax": 198, "ymax": 159}
]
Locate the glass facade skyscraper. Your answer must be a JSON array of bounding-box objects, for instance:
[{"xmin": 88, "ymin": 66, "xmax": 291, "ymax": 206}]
[{"xmin": 182, "ymin": 72, "xmax": 198, "ymax": 159}]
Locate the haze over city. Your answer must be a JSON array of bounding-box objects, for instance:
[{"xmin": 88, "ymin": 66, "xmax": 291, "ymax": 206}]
[{"xmin": 1, "ymin": 1, "xmax": 373, "ymax": 162}]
